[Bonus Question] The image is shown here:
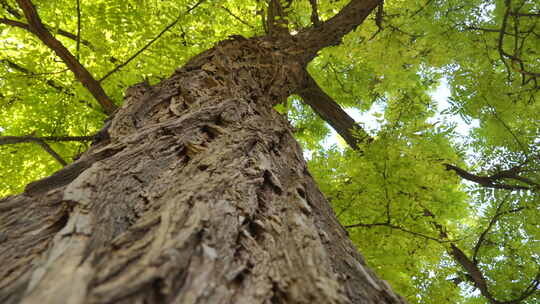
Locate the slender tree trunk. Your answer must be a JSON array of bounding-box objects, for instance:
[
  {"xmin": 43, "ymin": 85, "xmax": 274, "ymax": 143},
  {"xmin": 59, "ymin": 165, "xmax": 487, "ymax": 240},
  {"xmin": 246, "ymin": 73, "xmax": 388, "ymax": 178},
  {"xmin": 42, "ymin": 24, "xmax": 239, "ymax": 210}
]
[{"xmin": 0, "ymin": 37, "xmax": 405, "ymax": 303}]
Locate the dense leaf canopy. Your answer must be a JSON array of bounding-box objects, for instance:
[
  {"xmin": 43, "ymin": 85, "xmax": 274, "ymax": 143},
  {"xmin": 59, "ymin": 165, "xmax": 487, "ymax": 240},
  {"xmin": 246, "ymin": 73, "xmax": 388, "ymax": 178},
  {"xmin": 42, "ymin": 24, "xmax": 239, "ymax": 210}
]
[{"xmin": 1, "ymin": 0, "xmax": 539, "ymax": 303}]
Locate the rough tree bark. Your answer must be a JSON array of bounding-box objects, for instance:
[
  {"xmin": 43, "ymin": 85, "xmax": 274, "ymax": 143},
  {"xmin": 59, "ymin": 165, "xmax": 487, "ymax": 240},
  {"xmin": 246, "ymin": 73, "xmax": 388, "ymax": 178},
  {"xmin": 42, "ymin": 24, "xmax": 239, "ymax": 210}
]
[{"xmin": 0, "ymin": 1, "xmax": 406, "ymax": 303}]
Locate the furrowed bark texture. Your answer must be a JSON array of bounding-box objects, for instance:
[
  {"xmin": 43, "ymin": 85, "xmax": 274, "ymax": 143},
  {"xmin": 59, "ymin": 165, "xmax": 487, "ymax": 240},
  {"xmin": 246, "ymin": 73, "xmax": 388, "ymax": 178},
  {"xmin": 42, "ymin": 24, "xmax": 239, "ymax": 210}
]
[{"xmin": 0, "ymin": 37, "xmax": 405, "ymax": 304}]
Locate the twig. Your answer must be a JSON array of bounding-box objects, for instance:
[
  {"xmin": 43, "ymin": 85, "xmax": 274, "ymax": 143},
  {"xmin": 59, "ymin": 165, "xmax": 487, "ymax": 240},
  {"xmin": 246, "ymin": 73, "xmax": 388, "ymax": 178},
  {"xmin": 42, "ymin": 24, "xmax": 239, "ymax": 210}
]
[
  {"xmin": 35, "ymin": 140, "xmax": 67, "ymax": 166},
  {"xmin": 1, "ymin": 58, "xmax": 72, "ymax": 94},
  {"xmin": 345, "ymin": 221, "xmax": 450, "ymax": 243},
  {"xmin": 220, "ymin": 5, "xmax": 256, "ymax": 29},
  {"xmin": 98, "ymin": 0, "xmax": 207, "ymax": 82},
  {"xmin": 76, "ymin": 0, "xmax": 81, "ymax": 60}
]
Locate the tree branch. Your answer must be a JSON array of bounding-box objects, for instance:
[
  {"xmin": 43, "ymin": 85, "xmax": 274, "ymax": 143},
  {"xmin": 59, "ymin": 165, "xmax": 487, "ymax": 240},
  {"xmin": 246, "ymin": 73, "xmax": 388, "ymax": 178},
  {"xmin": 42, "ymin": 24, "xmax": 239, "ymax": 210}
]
[
  {"xmin": 297, "ymin": 73, "xmax": 372, "ymax": 149},
  {"xmin": 265, "ymin": 0, "xmax": 291, "ymax": 36},
  {"xmin": 471, "ymin": 195, "xmax": 525, "ymax": 264},
  {"xmin": 15, "ymin": 0, "xmax": 116, "ymax": 114},
  {"xmin": 75, "ymin": 0, "xmax": 81, "ymax": 60},
  {"xmin": 0, "ymin": 135, "xmax": 95, "ymax": 145},
  {"xmin": 0, "ymin": 58, "xmax": 73, "ymax": 94},
  {"xmin": 0, "ymin": 17, "xmax": 119, "ymax": 65},
  {"xmin": 444, "ymin": 163, "xmax": 537, "ymax": 191},
  {"xmin": 98, "ymin": 0, "xmax": 207, "ymax": 83},
  {"xmin": 307, "ymin": 0, "xmax": 321, "ymax": 26},
  {"xmin": 509, "ymin": 12, "xmax": 540, "ymax": 17},
  {"xmin": 295, "ymin": 70, "xmax": 537, "ymax": 192},
  {"xmin": 0, "ymin": 135, "xmax": 95, "ymax": 166},
  {"xmin": 220, "ymin": 5, "xmax": 256, "ymax": 30},
  {"xmin": 296, "ymin": 0, "xmax": 382, "ymax": 61},
  {"xmin": 423, "ymin": 203, "xmax": 538, "ymax": 304},
  {"xmin": 345, "ymin": 221, "xmax": 449, "ymax": 243},
  {"xmin": 34, "ymin": 140, "xmax": 67, "ymax": 166},
  {"xmin": 0, "ymin": 0, "xmax": 22, "ymax": 18}
]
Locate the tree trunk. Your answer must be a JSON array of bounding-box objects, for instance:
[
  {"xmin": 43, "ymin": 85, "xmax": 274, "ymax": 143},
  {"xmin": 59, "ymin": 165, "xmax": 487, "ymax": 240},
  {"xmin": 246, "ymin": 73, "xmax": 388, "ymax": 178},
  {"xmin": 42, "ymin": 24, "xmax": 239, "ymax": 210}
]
[{"xmin": 0, "ymin": 37, "xmax": 405, "ymax": 304}]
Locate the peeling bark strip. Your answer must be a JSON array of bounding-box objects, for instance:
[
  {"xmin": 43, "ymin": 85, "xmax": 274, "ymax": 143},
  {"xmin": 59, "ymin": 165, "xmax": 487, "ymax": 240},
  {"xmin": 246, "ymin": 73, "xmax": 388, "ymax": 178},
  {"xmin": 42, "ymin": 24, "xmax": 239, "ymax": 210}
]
[{"xmin": 0, "ymin": 35, "xmax": 405, "ymax": 303}]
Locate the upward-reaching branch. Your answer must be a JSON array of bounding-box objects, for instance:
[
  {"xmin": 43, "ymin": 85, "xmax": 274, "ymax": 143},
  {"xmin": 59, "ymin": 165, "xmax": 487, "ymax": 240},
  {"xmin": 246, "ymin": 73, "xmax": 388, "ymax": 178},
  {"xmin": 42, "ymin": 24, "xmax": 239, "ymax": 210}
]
[
  {"xmin": 297, "ymin": 0, "xmax": 382, "ymax": 61},
  {"xmin": 15, "ymin": 0, "xmax": 116, "ymax": 114}
]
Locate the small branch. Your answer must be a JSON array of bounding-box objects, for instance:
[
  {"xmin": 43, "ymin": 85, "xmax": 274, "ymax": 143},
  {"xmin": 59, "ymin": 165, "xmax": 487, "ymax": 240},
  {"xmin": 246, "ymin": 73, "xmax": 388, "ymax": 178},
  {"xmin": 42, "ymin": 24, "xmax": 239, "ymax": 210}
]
[
  {"xmin": 0, "ymin": 17, "xmax": 93, "ymax": 50},
  {"xmin": 423, "ymin": 204, "xmax": 538, "ymax": 304},
  {"xmin": 308, "ymin": 0, "xmax": 321, "ymax": 26},
  {"xmin": 509, "ymin": 12, "xmax": 540, "ymax": 17},
  {"xmin": 35, "ymin": 140, "xmax": 67, "ymax": 166},
  {"xmin": 1, "ymin": 58, "xmax": 73, "ymax": 95},
  {"xmin": 15, "ymin": 0, "xmax": 116, "ymax": 114},
  {"xmin": 265, "ymin": 0, "xmax": 290, "ymax": 37},
  {"xmin": 448, "ymin": 244, "xmax": 495, "ymax": 302},
  {"xmin": 375, "ymin": 1, "xmax": 384, "ymax": 29},
  {"xmin": 472, "ymin": 195, "xmax": 510, "ymax": 263},
  {"xmin": 462, "ymin": 25, "xmax": 514, "ymax": 36},
  {"xmin": 0, "ymin": 0, "xmax": 22, "ymax": 18},
  {"xmin": 98, "ymin": 0, "xmax": 207, "ymax": 82},
  {"xmin": 444, "ymin": 163, "xmax": 535, "ymax": 191},
  {"xmin": 0, "ymin": 18, "xmax": 119, "ymax": 65},
  {"xmin": 410, "ymin": 0, "xmax": 434, "ymax": 18},
  {"xmin": 220, "ymin": 5, "xmax": 256, "ymax": 29},
  {"xmin": 0, "ymin": 134, "xmax": 95, "ymax": 166},
  {"xmin": 345, "ymin": 221, "xmax": 450, "ymax": 243},
  {"xmin": 368, "ymin": 1, "xmax": 384, "ymax": 40},
  {"xmin": 496, "ymin": 0, "xmax": 540, "ymax": 83},
  {"xmin": 0, "ymin": 135, "xmax": 95, "ymax": 145},
  {"xmin": 76, "ymin": 0, "xmax": 81, "ymax": 60}
]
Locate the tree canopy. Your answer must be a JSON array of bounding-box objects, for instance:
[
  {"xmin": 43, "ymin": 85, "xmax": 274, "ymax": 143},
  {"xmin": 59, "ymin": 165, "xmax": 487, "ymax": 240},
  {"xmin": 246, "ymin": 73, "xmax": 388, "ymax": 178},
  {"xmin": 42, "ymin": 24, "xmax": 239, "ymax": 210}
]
[{"xmin": 1, "ymin": 0, "xmax": 539, "ymax": 303}]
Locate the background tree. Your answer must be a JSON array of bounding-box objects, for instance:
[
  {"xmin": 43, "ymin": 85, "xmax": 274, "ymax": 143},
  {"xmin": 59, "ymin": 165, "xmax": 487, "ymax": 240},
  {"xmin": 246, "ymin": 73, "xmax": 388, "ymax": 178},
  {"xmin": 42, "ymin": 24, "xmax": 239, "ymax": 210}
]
[{"xmin": 1, "ymin": 0, "xmax": 539, "ymax": 303}]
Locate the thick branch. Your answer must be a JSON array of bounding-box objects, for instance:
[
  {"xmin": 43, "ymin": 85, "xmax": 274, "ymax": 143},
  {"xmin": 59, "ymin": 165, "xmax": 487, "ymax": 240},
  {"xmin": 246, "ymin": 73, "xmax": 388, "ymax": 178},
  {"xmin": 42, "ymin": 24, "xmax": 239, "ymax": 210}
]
[
  {"xmin": 297, "ymin": 0, "xmax": 382, "ymax": 60},
  {"xmin": 297, "ymin": 73, "xmax": 371, "ymax": 149},
  {"xmin": 448, "ymin": 244, "xmax": 495, "ymax": 302},
  {"xmin": 15, "ymin": 0, "xmax": 116, "ymax": 114}
]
